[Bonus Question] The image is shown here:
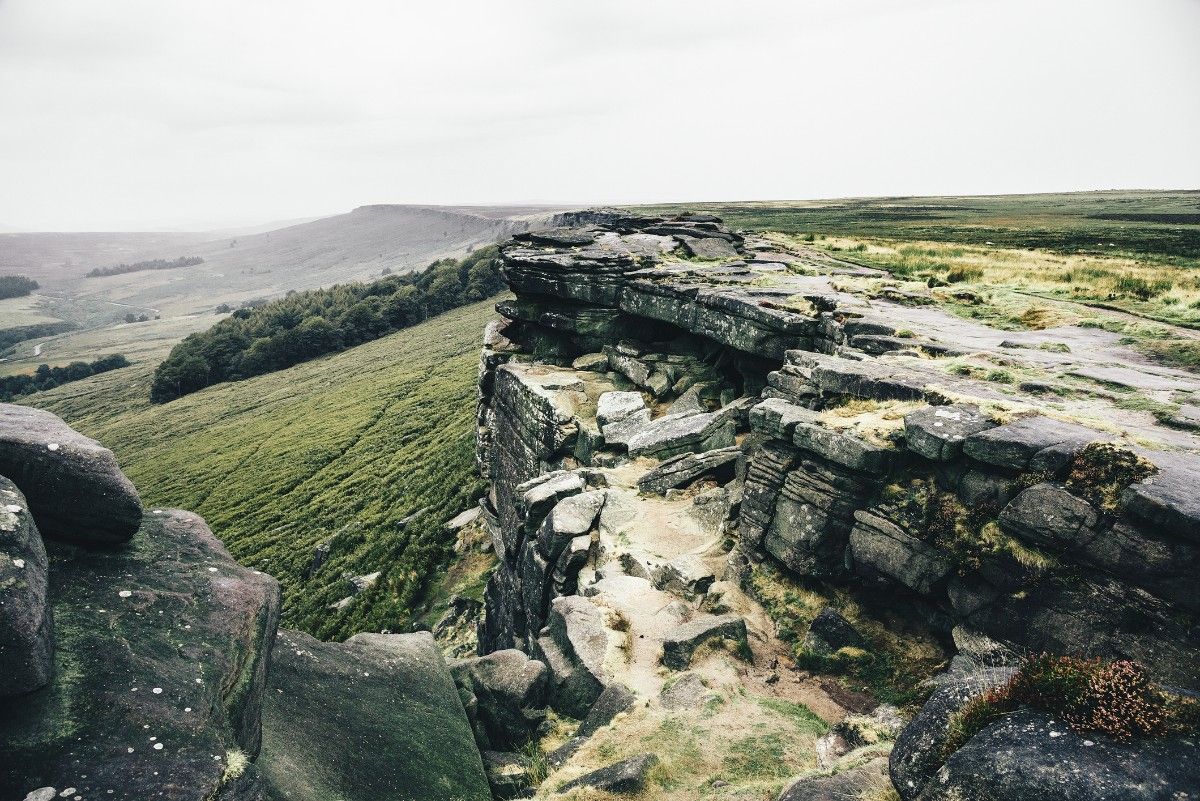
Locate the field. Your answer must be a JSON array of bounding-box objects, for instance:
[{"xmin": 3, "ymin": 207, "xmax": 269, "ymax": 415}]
[
  {"xmin": 638, "ymin": 191, "xmax": 1200, "ymax": 265},
  {"xmin": 24, "ymin": 297, "xmax": 502, "ymax": 639}
]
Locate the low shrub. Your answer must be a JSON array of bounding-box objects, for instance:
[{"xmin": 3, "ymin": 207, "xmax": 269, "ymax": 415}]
[{"xmin": 942, "ymin": 654, "xmax": 1199, "ymax": 760}]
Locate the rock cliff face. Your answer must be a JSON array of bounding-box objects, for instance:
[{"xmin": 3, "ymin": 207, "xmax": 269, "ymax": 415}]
[{"xmin": 471, "ymin": 211, "xmax": 1200, "ymax": 797}]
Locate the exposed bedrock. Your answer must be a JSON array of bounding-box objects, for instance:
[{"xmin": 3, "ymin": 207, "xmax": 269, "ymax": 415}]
[
  {"xmin": 1, "ymin": 509, "xmax": 280, "ymax": 800},
  {"xmin": 473, "ymin": 210, "xmax": 1200, "ymax": 796}
]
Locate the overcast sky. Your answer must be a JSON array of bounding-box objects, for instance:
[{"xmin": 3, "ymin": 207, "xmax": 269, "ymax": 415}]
[{"xmin": 1, "ymin": 0, "xmax": 1198, "ymax": 231}]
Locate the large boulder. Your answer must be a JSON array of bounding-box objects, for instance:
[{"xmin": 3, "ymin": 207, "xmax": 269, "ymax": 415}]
[
  {"xmin": 778, "ymin": 758, "xmax": 890, "ymax": 801},
  {"xmin": 536, "ymin": 595, "xmax": 611, "ymax": 718},
  {"xmin": 0, "ymin": 510, "xmax": 280, "ymax": 800},
  {"xmin": 259, "ymin": 629, "xmax": 490, "ymax": 801},
  {"xmin": 0, "ymin": 476, "xmax": 53, "ymax": 697},
  {"xmin": 917, "ymin": 708, "xmax": 1200, "ymax": 801},
  {"xmin": 451, "ymin": 648, "xmax": 550, "ymax": 750},
  {"xmin": 889, "ymin": 668, "xmax": 1015, "ymax": 800},
  {"xmin": 0, "ymin": 404, "xmax": 142, "ymax": 543}
]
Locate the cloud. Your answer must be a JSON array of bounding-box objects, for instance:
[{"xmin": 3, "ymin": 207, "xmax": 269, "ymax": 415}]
[{"xmin": 0, "ymin": 0, "xmax": 1197, "ymax": 229}]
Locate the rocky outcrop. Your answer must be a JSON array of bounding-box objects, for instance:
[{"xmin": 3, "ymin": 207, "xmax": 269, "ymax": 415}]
[
  {"xmin": 259, "ymin": 629, "xmax": 490, "ymax": 801},
  {"xmin": 1, "ymin": 509, "xmax": 279, "ymax": 800},
  {"xmin": 0, "ymin": 476, "xmax": 53, "ymax": 697},
  {"xmin": 470, "ymin": 210, "xmax": 1200, "ymax": 797},
  {"xmin": 0, "ymin": 404, "xmax": 142, "ymax": 543}
]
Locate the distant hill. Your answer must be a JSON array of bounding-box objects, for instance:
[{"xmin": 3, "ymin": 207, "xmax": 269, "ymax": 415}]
[
  {"xmin": 0, "ymin": 203, "xmax": 559, "ymax": 375},
  {"xmin": 25, "ymin": 297, "xmax": 501, "ymax": 639}
]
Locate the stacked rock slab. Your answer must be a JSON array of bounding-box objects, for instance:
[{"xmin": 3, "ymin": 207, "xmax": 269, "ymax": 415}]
[{"xmin": 473, "ymin": 211, "xmax": 1200, "ymax": 708}]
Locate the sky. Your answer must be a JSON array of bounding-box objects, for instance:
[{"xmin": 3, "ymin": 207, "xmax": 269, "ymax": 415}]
[{"xmin": 0, "ymin": 0, "xmax": 1198, "ymax": 231}]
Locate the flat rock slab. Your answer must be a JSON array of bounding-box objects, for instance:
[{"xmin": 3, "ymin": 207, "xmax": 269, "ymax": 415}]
[
  {"xmin": 963, "ymin": 415, "xmax": 1099, "ymax": 471},
  {"xmin": 0, "ymin": 404, "xmax": 142, "ymax": 543},
  {"xmin": 559, "ymin": 753, "xmax": 658, "ymax": 795},
  {"xmin": 0, "ymin": 476, "xmax": 53, "ymax": 697},
  {"xmin": 259, "ymin": 630, "xmax": 490, "ymax": 801},
  {"xmin": 1069, "ymin": 365, "xmax": 1196, "ymax": 393},
  {"xmin": 661, "ymin": 614, "xmax": 749, "ymax": 670},
  {"xmin": 575, "ymin": 682, "xmax": 635, "ymax": 739},
  {"xmin": 0, "ymin": 510, "xmax": 280, "ymax": 801},
  {"xmin": 637, "ymin": 446, "xmax": 741, "ymax": 495},
  {"xmin": 627, "ymin": 410, "xmax": 736, "ymax": 460},
  {"xmin": 1123, "ymin": 454, "xmax": 1200, "ymax": 542},
  {"xmin": 903, "ymin": 404, "xmax": 994, "ymax": 462}
]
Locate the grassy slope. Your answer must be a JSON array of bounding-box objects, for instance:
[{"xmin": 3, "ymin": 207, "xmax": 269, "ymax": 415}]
[{"xmin": 25, "ymin": 297, "xmax": 501, "ymax": 639}]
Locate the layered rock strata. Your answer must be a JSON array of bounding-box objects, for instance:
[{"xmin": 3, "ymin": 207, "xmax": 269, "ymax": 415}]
[{"xmin": 471, "ymin": 211, "xmax": 1200, "ymax": 796}]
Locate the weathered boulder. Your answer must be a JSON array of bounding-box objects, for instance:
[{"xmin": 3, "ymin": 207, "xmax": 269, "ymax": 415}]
[
  {"xmin": 576, "ymin": 682, "xmax": 636, "ymax": 739},
  {"xmin": 997, "ymin": 483, "xmax": 1098, "ymax": 550},
  {"xmin": 803, "ymin": 607, "xmax": 866, "ymax": 654},
  {"xmin": 627, "ymin": 409, "xmax": 736, "ymax": 460},
  {"xmin": 659, "ymin": 671, "xmax": 717, "ymax": 710},
  {"xmin": 0, "ymin": 404, "xmax": 142, "ymax": 543},
  {"xmin": 0, "ymin": 476, "xmax": 53, "ymax": 697},
  {"xmin": 889, "ymin": 667, "xmax": 1016, "ymax": 800},
  {"xmin": 778, "ymin": 757, "xmax": 890, "ymax": 801},
  {"xmin": 597, "ymin": 391, "xmax": 651, "ymax": 449},
  {"xmin": 559, "ymin": 753, "xmax": 658, "ymax": 795},
  {"xmin": 903, "ymin": 404, "xmax": 994, "ymax": 462},
  {"xmin": 661, "ymin": 614, "xmax": 749, "ymax": 670},
  {"xmin": 850, "ymin": 511, "xmax": 953, "ymax": 595},
  {"xmin": 1122, "ymin": 455, "xmax": 1200, "ymax": 542},
  {"xmin": 259, "ymin": 629, "xmax": 490, "ymax": 801},
  {"xmin": 637, "ymin": 446, "xmax": 741, "ymax": 495},
  {"xmin": 650, "ymin": 553, "xmax": 715, "ymax": 600},
  {"xmin": 0, "ymin": 510, "xmax": 280, "ymax": 800},
  {"xmin": 451, "ymin": 648, "xmax": 550, "ymax": 749},
  {"xmin": 537, "ymin": 595, "xmax": 610, "ymax": 718},
  {"xmin": 917, "ymin": 708, "xmax": 1200, "ymax": 801}
]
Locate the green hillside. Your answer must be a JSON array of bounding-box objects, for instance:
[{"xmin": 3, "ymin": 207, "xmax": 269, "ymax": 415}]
[{"xmin": 24, "ymin": 297, "xmax": 502, "ymax": 639}]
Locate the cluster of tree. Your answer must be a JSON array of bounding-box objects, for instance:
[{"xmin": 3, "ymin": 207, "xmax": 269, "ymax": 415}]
[
  {"xmin": 86, "ymin": 256, "xmax": 204, "ymax": 278},
  {"xmin": 123, "ymin": 313, "xmax": 156, "ymax": 323},
  {"xmin": 0, "ymin": 354, "xmax": 130, "ymax": 401},
  {"xmin": 150, "ymin": 246, "xmax": 505, "ymax": 402},
  {"xmin": 0, "ymin": 275, "xmax": 39, "ymax": 299},
  {"xmin": 0, "ymin": 321, "xmax": 76, "ymax": 351}
]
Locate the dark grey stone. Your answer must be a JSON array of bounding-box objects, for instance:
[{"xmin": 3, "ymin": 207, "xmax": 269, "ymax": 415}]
[
  {"xmin": 997, "ymin": 483, "xmax": 1097, "ymax": 550},
  {"xmin": 576, "ymin": 683, "xmax": 635, "ymax": 738},
  {"xmin": 904, "ymin": 404, "xmax": 994, "ymax": 462},
  {"xmin": 803, "ymin": 607, "xmax": 866, "ymax": 654},
  {"xmin": 559, "ymin": 753, "xmax": 658, "ymax": 795},
  {"xmin": 0, "ymin": 476, "xmax": 52, "ymax": 697},
  {"xmin": 919, "ymin": 708, "xmax": 1200, "ymax": 801},
  {"xmin": 661, "ymin": 614, "xmax": 749, "ymax": 670},
  {"xmin": 0, "ymin": 404, "xmax": 142, "ymax": 543},
  {"xmin": 962, "ymin": 416, "xmax": 1098, "ymax": 471}
]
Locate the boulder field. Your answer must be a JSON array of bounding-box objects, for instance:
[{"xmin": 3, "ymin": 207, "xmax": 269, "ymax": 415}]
[{"xmin": 468, "ymin": 210, "xmax": 1200, "ymax": 798}]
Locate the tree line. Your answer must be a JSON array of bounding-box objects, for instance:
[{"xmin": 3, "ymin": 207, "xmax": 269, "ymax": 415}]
[
  {"xmin": 0, "ymin": 354, "xmax": 130, "ymax": 401},
  {"xmin": 86, "ymin": 256, "xmax": 204, "ymax": 278},
  {"xmin": 0, "ymin": 275, "xmax": 39, "ymax": 299},
  {"xmin": 150, "ymin": 246, "xmax": 505, "ymax": 402}
]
